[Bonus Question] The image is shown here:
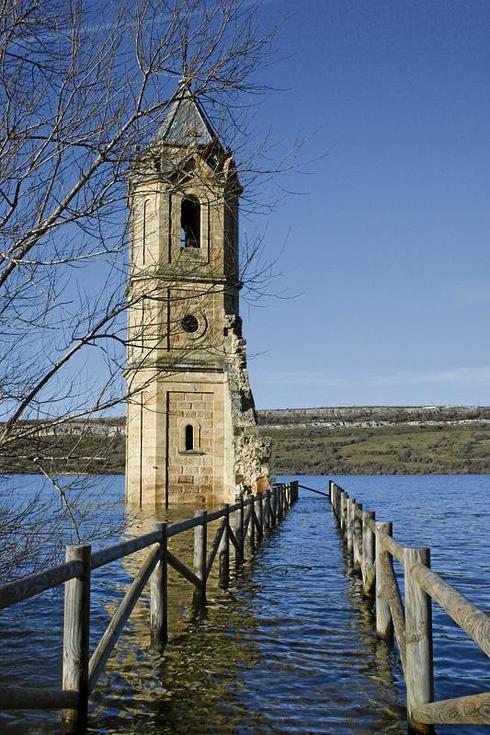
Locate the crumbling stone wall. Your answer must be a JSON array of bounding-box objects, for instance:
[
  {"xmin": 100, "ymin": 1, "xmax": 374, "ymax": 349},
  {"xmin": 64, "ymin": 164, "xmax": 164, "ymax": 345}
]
[{"xmin": 224, "ymin": 314, "xmax": 271, "ymax": 497}]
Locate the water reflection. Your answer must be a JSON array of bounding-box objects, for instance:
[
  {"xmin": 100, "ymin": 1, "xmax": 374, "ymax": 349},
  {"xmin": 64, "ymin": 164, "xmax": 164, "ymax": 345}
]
[
  {"xmin": 86, "ymin": 493, "xmax": 411, "ymax": 734},
  {"xmin": 1, "ymin": 475, "xmax": 489, "ymax": 734}
]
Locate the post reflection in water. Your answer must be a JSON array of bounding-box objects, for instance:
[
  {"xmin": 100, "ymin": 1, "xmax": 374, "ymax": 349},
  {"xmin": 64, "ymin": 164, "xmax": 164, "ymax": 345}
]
[
  {"xmin": 342, "ymin": 557, "xmax": 407, "ymax": 733},
  {"xmin": 87, "ymin": 494, "xmax": 408, "ymax": 735},
  {"xmin": 89, "ymin": 501, "xmax": 264, "ymax": 734}
]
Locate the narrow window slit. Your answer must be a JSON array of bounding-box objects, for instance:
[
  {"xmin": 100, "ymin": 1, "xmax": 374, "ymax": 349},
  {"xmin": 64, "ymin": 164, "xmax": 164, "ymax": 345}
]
[{"xmin": 185, "ymin": 424, "xmax": 194, "ymax": 451}]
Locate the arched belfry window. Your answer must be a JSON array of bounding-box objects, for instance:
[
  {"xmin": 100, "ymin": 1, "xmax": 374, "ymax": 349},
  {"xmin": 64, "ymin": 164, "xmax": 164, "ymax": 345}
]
[
  {"xmin": 180, "ymin": 195, "xmax": 200, "ymax": 248},
  {"xmin": 185, "ymin": 424, "xmax": 194, "ymax": 451}
]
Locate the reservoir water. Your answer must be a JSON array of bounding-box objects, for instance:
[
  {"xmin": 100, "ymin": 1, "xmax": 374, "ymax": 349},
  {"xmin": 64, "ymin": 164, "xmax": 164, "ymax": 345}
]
[{"xmin": 0, "ymin": 474, "xmax": 488, "ymax": 734}]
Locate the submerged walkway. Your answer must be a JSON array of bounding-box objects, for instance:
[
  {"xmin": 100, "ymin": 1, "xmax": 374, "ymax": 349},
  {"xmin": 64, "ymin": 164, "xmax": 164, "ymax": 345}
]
[
  {"xmin": 3, "ymin": 478, "xmax": 487, "ymax": 734},
  {"xmin": 91, "ymin": 490, "xmax": 407, "ymax": 735}
]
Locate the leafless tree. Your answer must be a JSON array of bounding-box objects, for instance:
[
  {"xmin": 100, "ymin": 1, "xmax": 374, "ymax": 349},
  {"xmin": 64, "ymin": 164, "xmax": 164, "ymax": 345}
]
[{"xmin": 0, "ymin": 0, "xmax": 285, "ymax": 578}]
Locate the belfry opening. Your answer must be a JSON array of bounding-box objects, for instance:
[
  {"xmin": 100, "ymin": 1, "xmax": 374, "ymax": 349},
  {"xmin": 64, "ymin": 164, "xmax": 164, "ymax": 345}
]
[{"xmin": 180, "ymin": 196, "xmax": 200, "ymax": 248}]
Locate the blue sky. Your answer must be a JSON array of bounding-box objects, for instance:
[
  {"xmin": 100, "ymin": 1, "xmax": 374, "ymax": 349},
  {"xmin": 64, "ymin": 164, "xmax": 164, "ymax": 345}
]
[{"xmin": 239, "ymin": 0, "xmax": 490, "ymax": 408}]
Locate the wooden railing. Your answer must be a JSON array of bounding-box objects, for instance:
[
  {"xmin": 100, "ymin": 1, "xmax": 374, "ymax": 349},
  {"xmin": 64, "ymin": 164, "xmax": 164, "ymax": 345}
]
[
  {"xmin": 327, "ymin": 480, "xmax": 490, "ymax": 734},
  {"xmin": 0, "ymin": 481, "xmax": 298, "ymax": 730}
]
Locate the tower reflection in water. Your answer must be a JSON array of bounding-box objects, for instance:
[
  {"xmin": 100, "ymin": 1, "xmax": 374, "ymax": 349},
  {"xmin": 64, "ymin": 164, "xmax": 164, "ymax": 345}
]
[
  {"xmin": 89, "ymin": 502, "xmax": 261, "ymax": 735},
  {"xmin": 88, "ymin": 499, "xmax": 405, "ymax": 735}
]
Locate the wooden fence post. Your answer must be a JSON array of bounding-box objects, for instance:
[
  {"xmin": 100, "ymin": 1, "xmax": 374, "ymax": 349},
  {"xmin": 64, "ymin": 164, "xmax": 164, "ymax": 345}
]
[
  {"xmin": 62, "ymin": 544, "xmax": 91, "ymax": 731},
  {"xmin": 238, "ymin": 498, "xmax": 245, "ymax": 556},
  {"xmin": 404, "ymin": 547, "xmax": 434, "ymax": 734},
  {"xmin": 150, "ymin": 522, "xmax": 167, "ymax": 647},
  {"xmin": 258, "ymin": 493, "xmax": 264, "ymax": 539},
  {"xmin": 250, "ymin": 497, "xmax": 256, "ymax": 551},
  {"xmin": 193, "ymin": 510, "xmax": 207, "ymax": 605},
  {"xmin": 218, "ymin": 504, "xmax": 230, "ymax": 589},
  {"xmin": 362, "ymin": 510, "xmax": 376, "ymax": 595},
  {"xmin": 264, "ymin": 491, "xmax": 270, "ymax": 530},
  {"xmin": 353, "ymin": 502, "xmax": 363, "ymax": 572},
  {"xmin": 340, "ymin": 491, "xmax": 347, "ymax": 532},
  {"xmin": 277, "ymin": 486, "xmax": 283, "ymax": 522},
  {"xmin": 346, "ymin": 498, "xmax": 354, "ymax": 554},
  {"xmin": 375, "ymin": 522, "xmax": 393, "ymax": 642},
  {"xmin": 270, "ymin": 487, "xmax": 277, "ymax": 528},
  {"xmin": 344, "ymin": 496, "xmax": 350, "ymax": 545},
  {"xmin": 291, "ymin": 480, "xmax": 299, "ymax": 503}
]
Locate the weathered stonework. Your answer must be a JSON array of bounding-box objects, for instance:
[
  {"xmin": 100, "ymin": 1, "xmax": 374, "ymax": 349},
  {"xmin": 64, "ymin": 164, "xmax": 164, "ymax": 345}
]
[
  {"xmin": 125, "ymin": 84, "xmax": 268, "ymax": 506},
  {"xmin": 224, "ymin": 314, "xmax": 271, "ymax": 495}
]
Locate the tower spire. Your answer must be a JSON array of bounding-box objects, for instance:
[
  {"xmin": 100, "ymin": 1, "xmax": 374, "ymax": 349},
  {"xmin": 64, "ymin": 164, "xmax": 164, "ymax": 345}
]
[{"xmin": 157, "ymin": 81, "xmax": 221, "ymax": 148}]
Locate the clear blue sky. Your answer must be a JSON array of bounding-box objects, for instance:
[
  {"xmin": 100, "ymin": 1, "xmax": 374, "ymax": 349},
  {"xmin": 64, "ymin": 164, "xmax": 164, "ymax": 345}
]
[{"xmin": 239, "ymin": 0, "xmax": 490, "ymax": 409}]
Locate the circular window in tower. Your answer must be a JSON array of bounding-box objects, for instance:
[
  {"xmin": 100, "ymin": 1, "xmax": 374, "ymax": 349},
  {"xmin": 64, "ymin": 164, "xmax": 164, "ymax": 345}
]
[
  {"xmin": 180, "ymin": 312, "xmax": 208, "ymax": 339},
  {"xmin": 181, "ymin": 314, "xmax": 199, "ymax": 333}
]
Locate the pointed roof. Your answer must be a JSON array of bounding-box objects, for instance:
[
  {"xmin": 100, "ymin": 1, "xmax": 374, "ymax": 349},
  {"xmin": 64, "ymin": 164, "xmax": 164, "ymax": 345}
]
[{"xmin": 157, "ymin": 81, "xmax": 220, "ymax": 148}]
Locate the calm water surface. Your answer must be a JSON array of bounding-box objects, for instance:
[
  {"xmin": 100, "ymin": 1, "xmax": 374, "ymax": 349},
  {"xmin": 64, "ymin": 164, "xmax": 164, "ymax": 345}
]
[{"xmin": 0, "ymin": 474, "xmax": 488, "ymax": 734}]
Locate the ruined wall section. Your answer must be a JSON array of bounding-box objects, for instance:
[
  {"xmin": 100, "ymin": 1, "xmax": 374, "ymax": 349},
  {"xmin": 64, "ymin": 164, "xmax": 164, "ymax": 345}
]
[{"xmin": 224, "ymin": 314, "xmax": 271, "ymax": 497}]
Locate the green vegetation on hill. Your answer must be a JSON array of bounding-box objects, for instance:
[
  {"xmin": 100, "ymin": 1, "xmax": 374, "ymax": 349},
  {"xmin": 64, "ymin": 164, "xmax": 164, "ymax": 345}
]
[
  {"xmin": 0, "ymin": 430, "xmax": 125, "ymax": 475},
  {"xmin": 260, "ymin": 423, "xmax": 490, "ymax": 475},
  {"xmin": 3, "ymin": 407, "xmax": 490, "ymax": 475}
]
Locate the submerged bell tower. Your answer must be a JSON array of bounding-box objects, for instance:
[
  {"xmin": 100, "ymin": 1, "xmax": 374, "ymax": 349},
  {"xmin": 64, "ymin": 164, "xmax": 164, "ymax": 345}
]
[{"xmin": 125, "ymin": 83, "xmax": 268, "ymax": 506}]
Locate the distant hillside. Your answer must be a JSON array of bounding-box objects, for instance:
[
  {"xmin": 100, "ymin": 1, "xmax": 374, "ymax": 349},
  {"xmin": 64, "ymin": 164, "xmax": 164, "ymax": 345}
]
[
  {"xmin": 2, "ymin": 406, "xmax": 490, "ymax": 475},
  {"xmin": 256, "ymin": 406, "xmax": 490, "ymax": 475},
  {"xmin": 0, "ymin": 418, "xmax": 126, "ymax": 475},
  {"xmin": 257, "ymin": 405, "xmax": 490, "ymax": 427}
]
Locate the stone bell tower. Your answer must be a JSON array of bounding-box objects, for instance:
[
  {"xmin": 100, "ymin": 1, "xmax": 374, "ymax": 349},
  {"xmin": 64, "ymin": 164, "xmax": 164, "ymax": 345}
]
[{"xmin": 125, "ymin": 83, "xmax": 268, "ymax": 507}]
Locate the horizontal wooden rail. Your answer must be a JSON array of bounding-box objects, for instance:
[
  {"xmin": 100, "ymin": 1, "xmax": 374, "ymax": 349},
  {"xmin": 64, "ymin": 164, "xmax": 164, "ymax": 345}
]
[
  {"xmin": 90, "ymin": 531, "xmax": 160, "ymax": 569},
  {"xmin": 165, "ymin": 491, "xmax": 275, "ymax": 538},
  {"xmin": 0, "ymin": 561, "xmax": 83, "ymax": 611},
  {"xmin": 412, "ymin": 562, "xmax": 490, "ymax": 657},
  {"xmin": 379, "ymin": 530, "xmax": 405, "ymax": 564},
  {"xmin": 166, "ymin": 515, "xmax": 205, "ymax": 537},
  {"xmin": 412, "ymin": 691, "xmax": 490, "ymax": 725},
  {"xmin": 0, "ymin": 686, "xmax": 79, "ymax": 710},
  {"xmin": 0, "ymin": 481, "xmax": 298, "ymax": 727},
  {"xmin": 298, "ymin": 483, "xmax": 329, "ymax": 498},
  {"xmin": 328, "ymin": 479, "xmax": 490, "ymax": 734}
]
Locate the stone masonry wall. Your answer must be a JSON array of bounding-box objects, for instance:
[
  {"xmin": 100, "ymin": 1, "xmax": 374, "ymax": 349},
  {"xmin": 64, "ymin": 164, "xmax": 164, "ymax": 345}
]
[{"xmin": 167, "ymin": 390, "xmax": 215, "ymax": 503}]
